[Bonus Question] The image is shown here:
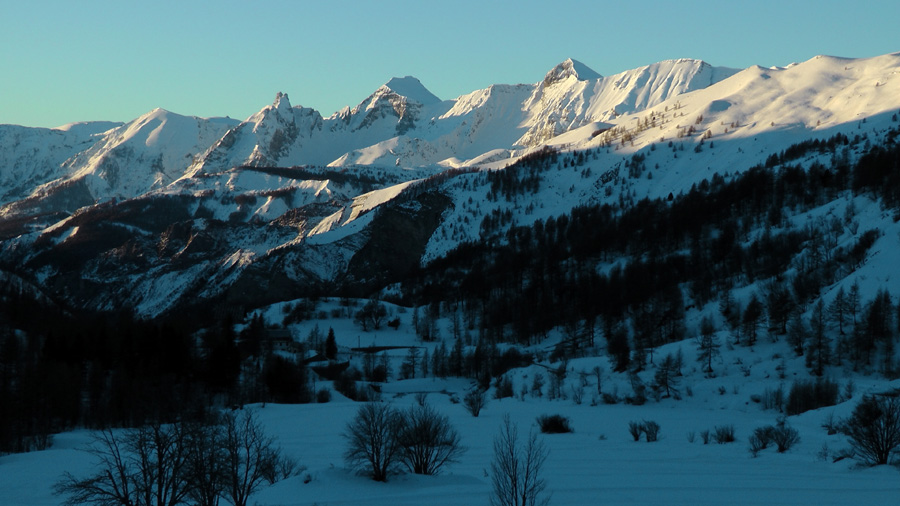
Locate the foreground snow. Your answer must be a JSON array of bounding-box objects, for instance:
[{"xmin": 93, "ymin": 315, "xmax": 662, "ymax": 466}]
[
  {"xmin": 3, "ymin": 324, "xmax": 899, "ymax": 506},
  {"xmin": 3, "ymin": 395, "xmax": 896, "ymax": 506}
]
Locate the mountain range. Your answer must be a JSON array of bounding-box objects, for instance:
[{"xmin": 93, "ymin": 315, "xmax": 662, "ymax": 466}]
[{"xmin": 1, "ymin": 52, "xmax": 900, "ymax": 317}]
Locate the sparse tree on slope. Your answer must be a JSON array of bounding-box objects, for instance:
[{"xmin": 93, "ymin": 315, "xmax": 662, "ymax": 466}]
[
  {"xmin": 806, "ymin": 299, "xmax": 831, "ymax": 376},
  {"xmin": 653, "ymin": 353, "xmax": 680, "ymax": 399},
  {"xmin": 742, "ymin": 294, "xmax": 765, "ymax": 346},
  {"xmin": 696, "ymin": 316, "xmax": 720, "ymax": 374},
  {"xmin": 828, "ymin": 286, "xmax": 849, "ymax": 335}
]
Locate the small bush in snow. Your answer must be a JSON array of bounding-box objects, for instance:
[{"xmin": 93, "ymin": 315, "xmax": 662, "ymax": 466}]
[
  {"xmin": 700, "ymin": 429, "xmax": 711, "ymax": 445},
  {"xmin": 537, "ymin": 414, "xmax": 573, "ymax": 434},
  {"xmin": 463, "ymin": 388, "xmax": 488, "ymax": 417},
  {"xmin": 628, "ymin": 421, "xmax": 643, "ymax": 441},
  {"xmin": 771, "ymin": 423, "xmax": 800, "ymax": 453},
  {"xmin": 748, "ymin": 426, "xmax": 774, "ymax": 457},
  {"xmin": 316, "ymin": 388, "xmax": 331, "ymax": 403},
  {"xmin": 642, "ymin": 421, "xmax": 661, "ymax": 442},
  {"xmin": 626, "ymin": 421, "xmax": 660, "ymax": 442},
  {"xmin": 749, "ymin": 421, "xmax": 800, "ymax": 456},
  {"xmin": 714, "ymin": 425, "xmax": 736, "ymax": 444},
  {"xmin": 570, "ymin": 384, "xmax": 584, "ymax": 405}
]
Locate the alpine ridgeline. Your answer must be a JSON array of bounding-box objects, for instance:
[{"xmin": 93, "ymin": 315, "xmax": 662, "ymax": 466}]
[{"xmin": 2, "ymin": 52, "xmax": 900, "ymax": 319}]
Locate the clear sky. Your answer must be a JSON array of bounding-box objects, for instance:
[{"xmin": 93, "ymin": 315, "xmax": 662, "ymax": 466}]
[{"xmin": 2, "ymin": 0, "xmax": 898, "ymax": 128}]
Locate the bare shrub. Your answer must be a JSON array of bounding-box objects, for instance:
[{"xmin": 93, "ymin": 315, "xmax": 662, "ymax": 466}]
[
  {"xmin": 749, "ymin": 420, "xmax": 800, "ymax": 456},
  {"xmin": 841, "ymin": 395, "xmax": 900, "ymax": 466},
  {"xmin": 463, "ymin": 388, "xmax": 488, "ymax": 417},
  {"xmin": 570, "ymin": 384, "xmax": 584, "ymax": 405},
  {"xmin": 642, "ymin": 421, "xmax": 661, "ymax": 442},
  {"xmin": 714, "ymin": 425, "xmax": 736, "ymax": 444},
  {"xmin": 748, "ymin": 426, "xmax": 773, "ymax": 457},
  {"xmin": 771, "ymin": 423, "xmax": 800, "ymax": 453},
  {"xmin": 628, "ymin": 421, "xmax": 643, "ymax": 441},
  {"xmin": 536, "ymin": 414, "xmax": 573, "ymax": 434}
]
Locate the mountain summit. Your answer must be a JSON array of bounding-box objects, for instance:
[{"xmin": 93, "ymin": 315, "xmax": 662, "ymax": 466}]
[
  {"xmin": 381, "ymin": 76, "xmax": 441, "ymax": 105},
  {"xmin": 543, "ymin": 58, "xmax": 602, "ymax": 86}
]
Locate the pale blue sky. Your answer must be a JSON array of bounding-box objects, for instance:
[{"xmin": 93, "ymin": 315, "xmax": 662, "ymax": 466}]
[{"xmin": 2, "ymin": 0, "xmax": 898, "ymax": 128}]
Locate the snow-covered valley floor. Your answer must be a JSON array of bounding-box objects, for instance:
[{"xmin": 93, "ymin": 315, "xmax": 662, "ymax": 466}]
[{"xmin": 2, "ymin": 314, "xmax": 899, "ymax": 506}]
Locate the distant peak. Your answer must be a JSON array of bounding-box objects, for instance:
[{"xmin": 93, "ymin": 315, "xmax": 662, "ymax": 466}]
[
  {"xmin": 273, "ymin": 91, "xmax": 292, "ymax": 111},
  {"xmin": 660, "ymin": 58, "xmax": 710, "ymax": 66},
  {"xmin": 543, "ymin": 58, "xmax": 602, "ymax": 86},
  {"xmin": 380, "ymin": 76, "xmax": 441, "ymax": 105}
]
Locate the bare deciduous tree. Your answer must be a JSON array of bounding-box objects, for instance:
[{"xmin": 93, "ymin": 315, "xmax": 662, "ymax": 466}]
[
  {"xmin": 55, "ymin": 411, "xmax": 293, "ymax": 506},
  {"xmin": 221, "ymin": 409, "xmax": 290, "ymax": 506},
  {"xmin": 491, "ymin": 415, "xmax": 550, "ymax": 506},
  {"xmin": 186, "ymin": 421, "xmax": 227, "ymax": 506},
  {"xmin": 396, "ymin": 404, "xmax": 465, "ymax": 475},
  {"xmin": 343, "ymin": 403, "xmax": 402, "ymax": 482},
  {"xmin": 55, "ymin": 422, "xmax": 194, "ymax": 506}
]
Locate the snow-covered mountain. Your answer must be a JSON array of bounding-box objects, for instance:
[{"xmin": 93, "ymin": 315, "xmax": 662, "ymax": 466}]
[
  {"xmin": 0, "ymin": 121, "xmax": 119, "ymax": 205},
  {"xmin": 0, "ymin": 110, "xmax": 237, "ymax": 219},
  {"xmin": 0, "ymin": 57, "xmax": 737, "ymax": 217},
  {"xmin": 328, "ymin": 58, "xmax": 738, "ymax": 168},
  {"xmin": 1, "ymin": 52, "xmax": 900, "ymax": 316}
]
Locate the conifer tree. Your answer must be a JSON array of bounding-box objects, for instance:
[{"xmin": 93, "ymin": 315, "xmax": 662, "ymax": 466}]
[
  {"xmin": 806, "ymin": 299, "xmax": 830, "ymax": 376},
  {"xmin": 828, "ymin": 286, "xmax": 849, "ymax": 335},
  {"xmin": 325, "ymin": 328, "xmax": 337, "ymax": 361},
  {"xmin": 696, "ymin": 316, "xmax": 720, "ymax": 374}
]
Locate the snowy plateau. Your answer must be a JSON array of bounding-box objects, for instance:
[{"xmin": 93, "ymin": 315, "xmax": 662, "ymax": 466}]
[{"xmin": 2, "ymin": 52, "xmax": 900, "ymax": 505}]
